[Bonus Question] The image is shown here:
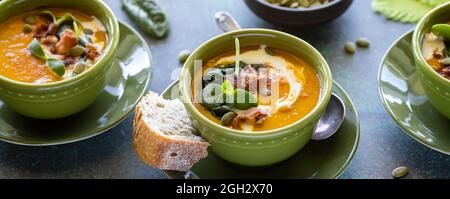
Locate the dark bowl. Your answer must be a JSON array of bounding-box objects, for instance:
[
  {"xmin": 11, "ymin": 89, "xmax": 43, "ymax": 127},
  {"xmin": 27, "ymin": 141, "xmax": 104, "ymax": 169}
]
[{"xmin": 244, "ymin": 0, "xmax": 353, "ymax": 26}]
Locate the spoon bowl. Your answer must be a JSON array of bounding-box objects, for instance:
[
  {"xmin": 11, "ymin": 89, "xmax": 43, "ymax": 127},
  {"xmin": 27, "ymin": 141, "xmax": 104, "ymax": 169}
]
[{"xmin": 312, "ymin": 94, "xmax": 346, "ymax": 140}]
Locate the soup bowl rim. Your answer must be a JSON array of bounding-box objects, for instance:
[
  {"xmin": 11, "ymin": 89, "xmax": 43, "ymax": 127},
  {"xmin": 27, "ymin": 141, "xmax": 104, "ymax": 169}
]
[
  {"xmin": 179, "ymin": 28, "xmax": 333, "ymax": 137},
  {"xmin": 412, "ymin": 2, "xmax": 450, "ymax": 85},
  {"xmin": 0, "ymin": 0, "xmax": 120, "ymax": 89}
]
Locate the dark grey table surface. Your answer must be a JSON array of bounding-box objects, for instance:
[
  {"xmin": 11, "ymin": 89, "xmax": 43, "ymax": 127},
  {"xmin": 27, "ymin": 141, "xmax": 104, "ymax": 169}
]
[{"xmin": 0, "ymin": 0, "xmax": 449, "ymax": 179}]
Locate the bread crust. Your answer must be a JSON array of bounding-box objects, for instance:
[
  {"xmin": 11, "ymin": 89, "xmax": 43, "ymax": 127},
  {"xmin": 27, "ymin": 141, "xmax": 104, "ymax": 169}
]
[{"xmin": 132, "ymin": 95, "xmax": 209, "ymax": 172}]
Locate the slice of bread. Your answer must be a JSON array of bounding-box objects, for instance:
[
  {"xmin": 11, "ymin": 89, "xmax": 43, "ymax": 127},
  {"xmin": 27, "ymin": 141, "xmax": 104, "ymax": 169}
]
[{"xmin": 132, "ymin": 92, "xmax": 209, "ymax": 172}]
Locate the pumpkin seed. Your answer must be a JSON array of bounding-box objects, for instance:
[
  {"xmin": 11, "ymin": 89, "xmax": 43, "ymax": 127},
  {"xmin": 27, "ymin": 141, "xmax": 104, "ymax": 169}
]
[
  {"xmin": 344, "ymin": 42, "xmax": 356, "ymax": 54},
  {"xmin": 212, "ymin": 106, "xmax": 233, "ymax": 118},
  {"xmin": 23, "ymin": 15, "xmax": 36, "ymax": 25},
  {"xmin": 356, "ymin": 38, "xmax": 370, "ymax": 48},
  {"xmin": 432, "ymin": 24, "xmax": 450, "ymax": 41},
  {"xmin": 290, "ymin": 2, "xmax": 299, "ymax": 8},
  {"xmin": 72, "ymin": 62, "xmax": 87, "ymax": 76},
  {"xmin": 22, "ymin": 24, "xmax": 33, "ymax": 34},
  {"xmin": 233, "ymin": 89, "xmax": 258, "ymax": 110},
  {"xmin": 83, "ymin": 28, "xmax": 94, "ymax": 35},
  {"xmin": 299, "ymin": 0, "xmax": 311, "ymax": 7},
  {"xmin": 68, "ymin": 45, "xmax": 86, "ymax": 57},
  {"xmin": 178, "ymin": 50, "xmax": 191, "ymax": 63},
  {"xmin": 280, "ymin": 0, "xmax": 292, "ymax": 6},
  {"xmin": 221, "ymin": 112, "xmax": 237, "ymax": 126},
  {"xmin": 264, "ymin": 46, "xmax": 276, "ymax": 56},
  {"xmin": 392, "ymin": 166, "xmax": 409, "ymax": 178}
]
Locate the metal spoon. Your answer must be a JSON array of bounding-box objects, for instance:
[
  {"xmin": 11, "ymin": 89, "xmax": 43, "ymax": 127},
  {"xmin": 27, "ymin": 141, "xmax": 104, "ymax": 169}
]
[
  {"xmin": 311, "ymin": 94, "xmax": 346, "ymax": 140},
  {"xmin": 215, "ymin": 11, "xmax": 346, "ymax": 141}
]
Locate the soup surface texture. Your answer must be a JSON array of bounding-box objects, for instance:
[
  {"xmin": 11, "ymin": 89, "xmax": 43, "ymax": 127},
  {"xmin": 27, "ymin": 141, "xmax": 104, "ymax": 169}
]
[
  {"xmin": 193, "ymin": 46, "xmax": 320, "ymax": 132},
  {"xmin": 0, "ymin": 8, "xmax": 107, "ymax": 83}
]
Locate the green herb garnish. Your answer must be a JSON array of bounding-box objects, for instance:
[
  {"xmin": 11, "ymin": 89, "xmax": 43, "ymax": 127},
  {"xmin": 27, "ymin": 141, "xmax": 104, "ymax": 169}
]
[
  {"xmin": 46, "ymin": 58, "xmax": 66, "ymax": 77},
  {"xmin": 27, "ymin": 38, "xmax": 46, "ymax": 60},
  {"xmin": 27, "ymin": 39, "xmax": 66, "ymax": 77},
  {"xmin": 221, "ymin": 80, "xmax": 234, "ymax": 94},
  {"xmin": 234, "ymin": 37, "xmax": 240, "ymax": 76}
]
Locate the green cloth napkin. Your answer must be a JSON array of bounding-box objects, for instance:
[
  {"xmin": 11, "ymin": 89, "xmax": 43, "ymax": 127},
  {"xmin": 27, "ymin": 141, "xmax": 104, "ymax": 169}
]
[{"xmin": 372, "ymin": 0, "xmax": 449, "ymax": 23}]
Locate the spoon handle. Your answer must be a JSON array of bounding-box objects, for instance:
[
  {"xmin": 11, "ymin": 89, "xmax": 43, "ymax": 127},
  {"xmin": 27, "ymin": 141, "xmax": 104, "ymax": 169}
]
[{"xmin": 215, "ymin": 11, "xmax": 242, "ymax": 32}]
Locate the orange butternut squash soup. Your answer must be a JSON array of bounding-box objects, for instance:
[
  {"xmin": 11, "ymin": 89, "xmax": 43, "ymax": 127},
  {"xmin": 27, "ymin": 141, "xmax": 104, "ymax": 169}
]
[
  {"xmin": 192, "ymin": 45, "xmax": 320, "ymax": 132},
  {"xmin": 0, "ymin": 8, "xmax": 107, "ymax": 84}
]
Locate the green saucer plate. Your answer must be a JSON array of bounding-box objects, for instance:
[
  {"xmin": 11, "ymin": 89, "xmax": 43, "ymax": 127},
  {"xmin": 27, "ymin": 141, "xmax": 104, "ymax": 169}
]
[
  {"xmin": 378, "ymin": 30, "xmax": 450, "ymax": 154},
  {"xmin": 162, "ymin": 81, "xmax": 359, "ymax": 179},
  {"xmin": 0, "ymin": 21, "xmax": 152, "ymax": 146}
]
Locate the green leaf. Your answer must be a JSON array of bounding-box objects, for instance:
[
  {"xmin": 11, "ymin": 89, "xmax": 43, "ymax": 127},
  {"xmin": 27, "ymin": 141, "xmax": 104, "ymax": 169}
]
[
  {"xmin": 233, "ymin": 89, "xmax": 258, "ymax": 110},
  {"xmin": 39, "ymin": 10, "xmax": 56, "ymax": 24},
  {"xmin": 47, "ymin": 58, "xmax": 66, "ymax": 77},
  {"xmin": 27, "ymin": 38, "xmax": 46, "ymax": 60},
  {"xmin": 221, "ymin": 80, "xmax": 234, "ymax": 94},
  {"xmin": 235, "ymin": 37, "xmax": 240, "ymax": 76},
  {"xmin": 372, "ymin": 0, "xmax": 433, "ymax": 23}
]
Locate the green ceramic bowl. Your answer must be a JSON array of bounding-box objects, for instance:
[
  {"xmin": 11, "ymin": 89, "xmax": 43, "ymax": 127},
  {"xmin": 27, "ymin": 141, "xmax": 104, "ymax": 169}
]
[
  {"xmin": 0, "ymin": 0, "xmax": 119, "ymax": 119},
  {"xmin": 413, "ymin": 3, "xmax": 450, "ymax": 119},
  {"xmin": 179, "ymin": 29, "xmax": 333, "ymax": 166}
]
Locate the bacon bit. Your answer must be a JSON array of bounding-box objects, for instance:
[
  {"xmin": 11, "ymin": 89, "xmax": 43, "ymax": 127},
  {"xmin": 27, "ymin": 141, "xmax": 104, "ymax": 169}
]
[
  {"xmin": 440, "ymin": 66, "xmax": 450, "ymax": 78},
  {"xmin": 33, "ymin": 24, "xmax": 49, "ymax": 38},
  {"xmin": 47, "ymin": 23, "xmax": 58, "ymax": 35},
  {"xmin": 237, "ymin": 65, "xmax": 259, "ymax": 92},
  {"xmin": 55, "ymin": 29, "xmax": 78, "ymax": 55},
  {"xmin": 231, "ymin": 107, "xmax": 269, "ymax": 129},
  {"xmin": 86, "ymin": 43, "xmax": 100, "ymax": 60},
  {"xmin": 63, "ymin": 56, "xmax": 76, "ymax": 67}
]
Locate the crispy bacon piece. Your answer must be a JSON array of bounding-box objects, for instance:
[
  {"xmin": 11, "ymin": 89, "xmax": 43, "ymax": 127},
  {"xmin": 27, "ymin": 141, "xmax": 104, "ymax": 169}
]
[
  {"xmin": 231, "ymin": 107, "xmax": 269, "ymax": 129},
  {"xmin": 55, "ymin": 29, "xmax": 78, "ymax": 55},
  {"xmin": 237, "ymin": 65, "xmax": 259, "ymax": 92},
  {"xmin": 63, "ymin": 56, "xmax": 76, "ymax": 67},
  {"xmin": 440, "ymin": 66, "xmax": 450, "ymax": 79},
  {"xmin": 233, "ymin": 64, "xmax": 288, "ymax": 96},
  {"xmin": 47, "ymin": 23, "xmax": 58, "ymax": 35},
  {"xmin": 86, "ymin": 43, "xmax": 100, "ymax": 60},
  {"xmin": 33, "ymin": 24, "xmax": 49, "ymax": 38}
]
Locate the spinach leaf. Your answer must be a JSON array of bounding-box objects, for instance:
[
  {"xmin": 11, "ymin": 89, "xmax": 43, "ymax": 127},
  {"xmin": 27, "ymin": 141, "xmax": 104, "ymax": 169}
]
[
  {"xmin": 27, "ymin": 38, "xmax": 46, "ymax": 60},
  {"xmin": 121, "ymin": 0, "xmax": 169, "ymax": 38},
  {"xmin": 47, "ymin": 58, "xmax": 66, "ymax": 77}
]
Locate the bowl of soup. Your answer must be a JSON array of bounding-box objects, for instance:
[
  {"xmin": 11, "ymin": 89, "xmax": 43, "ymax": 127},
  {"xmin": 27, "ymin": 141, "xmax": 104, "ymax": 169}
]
[
  {"xmin": 0, "ymin": 0, "xmax": 119, "ymax": 119},
  {"xmin": 179, "ymin": 29, "xmax": 332, "ymax": 166},
  {"xmin": 413, "ymin": 2, "xmax": 450, "ymax": 119},
  {"xmin": 244, "ymin": 0, "xmax": 353, "ymax": 26}
]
